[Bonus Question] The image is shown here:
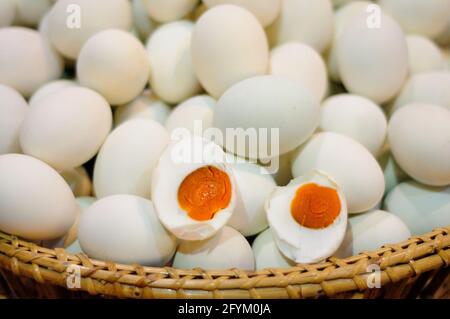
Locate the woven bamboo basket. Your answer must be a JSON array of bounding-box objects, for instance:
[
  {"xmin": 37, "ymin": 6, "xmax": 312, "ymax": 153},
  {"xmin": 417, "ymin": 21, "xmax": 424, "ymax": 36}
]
[{"xmin": 0, "ymin": 225, "xmax": 449, "ymax": 299}]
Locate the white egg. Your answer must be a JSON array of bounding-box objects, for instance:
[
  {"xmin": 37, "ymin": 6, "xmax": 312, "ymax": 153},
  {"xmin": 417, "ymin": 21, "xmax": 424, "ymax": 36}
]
[
  {"xmin": 270, "ymin": 42, "xmax": 328, "ymax": 102},
  {"xmin": 266, "ymin": 171, "xmax": 348, "ymax": 263},
  {"xmin": 336, "ymin": 11, "xmax": 408, "ymax": 104},
  {"xmin": 143, "ymin": 0, "xmax": 198, "ymax": 23},
  {"xmin": 78, "ymin": 194, "xmax": 176, "ymax": 266},
  {"xmin": 114, "ymin": 89, "xmax": 171, "ymax": 127},
  {"xmin": 202, "ymin": 0, "xmax": 282, "ymax": 27},
  {"xmin": 94, "ymin": 119, "xmax": 169, "ymax": 199},
  {"xmin": 66, "ymin": 240, "xmax": 83, "ymax": 255},
  {"xmin": 165, "ymin": 95, "xmax": 216, "ymax": 136},
  {"xmin": 191, "ymin": 4, "xmax": 269, "ymax": 98},
  {"xmin": 0, "ymin": 85, "xmax": 28, "ymax": 155},
  {"xmin": 77, "ymin": 29, "xmax": 150, "ymax": 105},
  {"xmin": 406, "ymin": 35, "xmax": 444, "ymax": 75},
  {"xmin": 267, "ymin": 0, "xmax": 334, "ymax": 53},
  {"xmin": 20, "ymin": 87, "xmax": 112, "ymax": 170},
  {"xmin": 47, "ymin": 0, "xmax": 132, "ymax": 59},
  {"xmin": 390, "ymin": 71, "xmax": 450, "ymax": 114},
  {"xmin": 146, "ymin": 20, "xmax": 201, "ymax": 104},
  {"xmin": 384, "ymin": 181, "xmax": 450, "ymax": 235},
  {"xmin": 0, "ymin": 154, "xmax": 78, "ymax": 240},
  {"xmin": 227, "ymin": 159, "xmax": 276, "ymax": 237},
  {"xmin": 0, "ymin": 0, "xmax": 15, "ymax": 27},
  {"xmin": 319, "ymin": 94, "xmax": 387, "ymax": 156},
  {"xmin": 292, "ymin": 132, "xmax": 385, "ymax": 213},
  {"xmin": 132, "ymin": 0, "xmax": 156, "ymax": 41},
  {"xmin": 213, "ymin": 75, "xmax": 320, "ymax": 159},
  {"xmin": 29, "ymin": 80, "xmax": 78, "ymax": 106},
  {"xmin": 152, "ymin": 136, "xmax": 236, "ymax": 241},
  {"xmin": 388, "ymin": 103, "xmax": 450, "ymax": 186},
  {"xmin": 379, "ymin": 0, "xmax": 449, "ymax": 39},
  {"xmin": 60, "ymin": 167, "xmax": 92, "ymax": 197},
  {"xmin": 14, "ymin": 0, "xmax": 52, "ymax": 27},
  {"xmin": 252, "ymin": 228, "xmax": 294, "ymax": 269},
  {"xmin": 377, "ymin": 144, "xmax": 409, "ymax": 195},
  {"xmin": 327, "ymin": 1, "xmax": 373, "ymax": 82},
  {"xmin": 0, "ymin": 27, "xmax": 63, "ymax": 97},
  {"xmin": 173, "ymin": 226, "xmax": 254, "ymax": 270},
  {"xmin": 335, "ymin": 210, "xmax": 411, "ymax": 258}
]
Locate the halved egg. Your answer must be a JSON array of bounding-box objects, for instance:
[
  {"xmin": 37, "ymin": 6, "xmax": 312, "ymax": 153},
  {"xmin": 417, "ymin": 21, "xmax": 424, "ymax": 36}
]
[
  {"xmin": 265, "ymin": 170, "xmax": 348, "ymax": 263},
  {"xmin": 151, "ymin": 136, "xmax": 236, "ymax": 241}
]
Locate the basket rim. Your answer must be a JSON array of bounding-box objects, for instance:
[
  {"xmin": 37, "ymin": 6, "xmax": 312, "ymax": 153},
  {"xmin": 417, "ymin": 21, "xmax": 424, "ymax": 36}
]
[{"xmin": 1, "ymin": 226, "xmax": 449, "ymax": 298}]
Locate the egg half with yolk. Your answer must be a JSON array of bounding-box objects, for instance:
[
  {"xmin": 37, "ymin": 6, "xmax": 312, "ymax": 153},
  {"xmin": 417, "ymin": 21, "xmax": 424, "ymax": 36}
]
[
  {"xmin": 151, "ymin": 136, "xmax": 236, "ymax": 240},
  {"xmin": 265, "ymin": 170, "xmax": 348, "ymax": 263}
]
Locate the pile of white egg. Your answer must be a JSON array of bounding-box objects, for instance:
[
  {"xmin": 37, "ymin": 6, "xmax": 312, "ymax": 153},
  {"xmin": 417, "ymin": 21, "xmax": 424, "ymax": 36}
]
[{"xmin": 0, "ymin": 0, "xmax": 449, "ymax": 271}]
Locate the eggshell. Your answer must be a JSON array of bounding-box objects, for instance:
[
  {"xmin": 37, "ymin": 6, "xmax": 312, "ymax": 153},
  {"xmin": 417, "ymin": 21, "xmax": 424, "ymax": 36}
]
[
  {"xmin": 266, "ymin": 171, "xmax": 348, "ymax": 263},
  {"xmin": 377, "ymin": 144, "xmax": 409, "ymax": 195},
  {"xmin": 388, "ymin": 103, "xmax": 450, "ymax": 186},
  {"xmin": 78, "ymin": 195, "xmax": 176, "ymax": 266},
  {"xmin": 202, "ymin": 0, "xmax": 282, "ymax": 27},
  {"xmin": 94, "ymin": 119, "xmax": 169, "ymax": 199},
  {"xmin": 29, "ymin": 80, "xmax": 78, "ymax": 106},
  {"xmin": 270, "ymin": 42, "xmax": 328, "ymax": 102},
  {"xmin": 14, "ymin": 0, "xmax": 52, "ymax": 27},
  {"xmin": 165, "ymin": 95, "xmax": 216, "ymax": 136},
  {"xmin": 20, "ymin": 87, "xmax": 112, "ymax": 170},
  {"xmin": 390, "ymin": 71, "xmax": 450, "ymax": 114},
  {"xmin": 0, "ymin": 0, "xmax": 15, "ymax": 27},
  {"xmin": 47, "ymin": 0, "xmax": 132, "ymax": 59},
  {"xmin": 0, "ymin": 85, "xmax": 28, "ymax": 155},
  {"xmin": 227, "ymin": 159, "xmax": 276, "ymax": 237},
  {"xmin": 77, "ymin": 29, "xmax": 150, "ymax": 105},
  {"xmin": 384, "ymin": 181, "xmax": 450, "ymax": 235},
  {"xmin": 252, "ymin": 228, "xmax": 294, "ymax": 269},
  {"xmin": 0, "ymin": 154, "xmax": 78, "ymax": 240},
  {"xmin": 335, "ymin": 210, "xmax": 411, "ymax": 258},
  {"xmin": 191, "ymin": 4, "xmax": 269, "ymax": 98},
  {"xmin": 291, "ymin": 132, "xmax": 385, "ymax": 213},
  {"xmin": 60, "ymin": 167, "xmax": 92, "ymax": 197},
  {"xmin": 0, "ymin": 27, "xmax": 63, "ymax": 97},
  {"xmin": 146, "ymin": 20, "xmax": 201, "ymax": 104},
  {"xmin": 379, "ymin": 0, "xmax": 449, "ymax": 39},
  {"xmin": 144, "ymin": 0, "xmax": 198, "ymax": 23},
  {"xmin": 213, "ymin": 75, "xmax": 320, "ymax": 159},
  {"xmin": 267, "ymin": 0, "xmax": 334, "ymax": 53},
  {"xmin": 336, "ymin": 12, "xmax": 408, "ymax": 104},
  {"xmin": 151, "ymin": 136, "xmax": 236, "ymax": 241},
  {"xmin": 132, "ymin": 0, "xmax": 156, "ymax": 41},
  {"xmin": 173, "ymin": 226, "xmax": 254, "ymax": 270},
  {"xmin": 114, "ymin": 90, "xmax": 171, "ymax": 127},
  {"xmin": 406, "ymin": 35, "xmax": 444, "ymax": 75},
  {"xmin": 332, "ymin": 0, "xmax": 359, "ymax": 8},
  {"xmin": 319, "ymin": 94, "xmax": 387, "ymax": 156},
  {"xmin": 327, "ymin": 1, "xmax": 372, "ymax": 82}
]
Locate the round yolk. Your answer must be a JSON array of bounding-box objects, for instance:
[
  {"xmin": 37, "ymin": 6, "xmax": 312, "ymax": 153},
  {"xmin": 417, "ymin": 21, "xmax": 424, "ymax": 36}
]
[
  {"xmin": 177, "ymin": 166, "xmax": 232, "ymax": 221},
  {"xmin": 290, "ymin": 183, "xmax": 341, "ymax": 229}
]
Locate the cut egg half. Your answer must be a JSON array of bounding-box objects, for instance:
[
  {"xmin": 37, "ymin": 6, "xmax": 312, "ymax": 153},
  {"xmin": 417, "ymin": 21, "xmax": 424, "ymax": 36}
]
[
  {"xmin": 152, "ymin": 136, "xmax": 236, "ymax": 241},
  {"xmin": 266, "ymin": 171, "xmax": 348, "ymax": 263}
]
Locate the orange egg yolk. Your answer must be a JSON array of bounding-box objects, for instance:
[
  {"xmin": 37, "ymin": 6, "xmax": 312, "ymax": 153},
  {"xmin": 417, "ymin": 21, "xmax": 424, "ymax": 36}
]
[
  {"xmin": 290, "ymin": 183, "xmax": 341, "ymax": 229},
  {"xmin": 177, "ymin": 166, "xmax": 232, "ymax": 221}
]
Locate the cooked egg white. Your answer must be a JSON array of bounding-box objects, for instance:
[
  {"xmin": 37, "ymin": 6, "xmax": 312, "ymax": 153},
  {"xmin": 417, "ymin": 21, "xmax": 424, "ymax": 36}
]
[
  {"xmin": 266, "ymin": 170, "xmax": 348, "ymax": 263},
  {"xmin": 152, "ymin": 136, "xmax": 236, "ymax": 241}
]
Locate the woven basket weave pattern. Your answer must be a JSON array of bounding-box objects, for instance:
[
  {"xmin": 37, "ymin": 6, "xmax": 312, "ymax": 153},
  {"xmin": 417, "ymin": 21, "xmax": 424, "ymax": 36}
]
[{"xmin": 0, "ymin": 226, "xmax": 449, "ymax": 299}]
